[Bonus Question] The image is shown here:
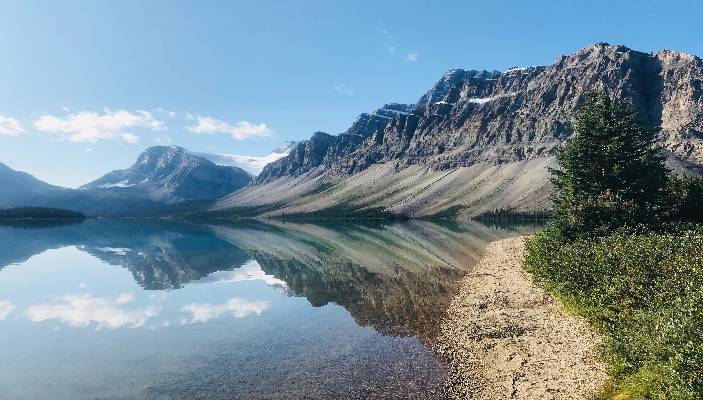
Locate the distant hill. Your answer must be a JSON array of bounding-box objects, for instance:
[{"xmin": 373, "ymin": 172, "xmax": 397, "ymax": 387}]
[{"xmin": 0, "ymin": 162, "xmax": 67, "ymax": 207}]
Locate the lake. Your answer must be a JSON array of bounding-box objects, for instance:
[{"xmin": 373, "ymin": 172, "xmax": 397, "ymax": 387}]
[{"xmin": 0, "ymin": 218, "xmax": 535, "ymax": 399}]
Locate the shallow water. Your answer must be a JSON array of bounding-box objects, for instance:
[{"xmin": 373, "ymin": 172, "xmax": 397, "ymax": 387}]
[{"xmin": 0, "ymin": 219, "xmax": 533, "ymax": 399}]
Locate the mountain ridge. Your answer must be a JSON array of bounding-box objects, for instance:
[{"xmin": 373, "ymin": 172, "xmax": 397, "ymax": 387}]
[
  {"xmin": 214, "ymin": 43, "xmax": 703, "ymax": 218},
  {"xmin": 0, "ymin": 146, "xmax": 252, "ymax": 216},
  {"xmin": 81, "ymin": 145, "xmax": 251, "ymax": 203}
]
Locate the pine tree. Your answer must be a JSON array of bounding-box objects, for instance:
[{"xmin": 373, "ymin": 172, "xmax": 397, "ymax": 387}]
[{"xmin": 551, "ymin": 91, "xmax": 669, "ymax": 237}]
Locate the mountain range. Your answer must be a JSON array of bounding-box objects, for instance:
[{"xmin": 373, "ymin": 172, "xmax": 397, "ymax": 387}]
[
  {"xmin": 1, "ymin": 146, "xmax": 253, "ymax": 216},
  {"xmin": 213, "ymin": 43, "xmax": 703, "ymax": 219},
  {"xmin": 3, "ymin": 43, "xmax": 703, "ymax": 219}
]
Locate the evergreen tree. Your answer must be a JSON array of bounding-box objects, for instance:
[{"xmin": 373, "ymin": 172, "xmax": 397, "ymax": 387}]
[{"xmin": 551, "ymin": 91, "xmax": 669, "ymax": 237}]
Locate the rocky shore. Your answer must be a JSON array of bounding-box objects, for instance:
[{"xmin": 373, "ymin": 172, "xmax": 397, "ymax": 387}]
[{"xmin": 435, "ymin": 237, "xmax": 607, "ymax": 399}]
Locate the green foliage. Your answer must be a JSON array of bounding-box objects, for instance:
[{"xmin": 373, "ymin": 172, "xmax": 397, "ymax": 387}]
[
  {"xmin": 0, "ymin": 206, "xmax": 86, "ymax": 219},
  {"xmin": 474, "ymin": 208, "xmax": 551, "ymax": 222},
  {"xmin": 666, "ymin": 173, "xmax": 703, "ymax": 223},
  {"xmin": 525, "ymin": 92, "xmax": 703, "ymax": 398},
  {"xmin": 525, "ymin": 229, "xmax": 703, "ymax": 399},
  {"xmin": 550, "ymin": 91, "xmax": 669, "ymax": 238}
]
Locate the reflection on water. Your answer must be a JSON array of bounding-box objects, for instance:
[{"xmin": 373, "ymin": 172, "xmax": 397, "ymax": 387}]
[{"xmin": 0, "ymin": 218, "xmax": 534, "ymax": 399}]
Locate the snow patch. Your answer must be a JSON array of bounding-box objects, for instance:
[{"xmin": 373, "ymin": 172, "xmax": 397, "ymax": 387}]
[
  {"xmin": 98, "ymin": 180, "xmax": 135, "ymax": 188},
  {"xmin": 468, "ymin": 92, "xmax": 518, "ymax": 104},
  {"xmin": 96, "ymin": 247, "xmax": 132, "ymax": 256}
]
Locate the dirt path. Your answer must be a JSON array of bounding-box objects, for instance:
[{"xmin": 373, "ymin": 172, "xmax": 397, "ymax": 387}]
[{"xmin": 434, "ymin": 237, "xmax": 607, "ymax": 399}]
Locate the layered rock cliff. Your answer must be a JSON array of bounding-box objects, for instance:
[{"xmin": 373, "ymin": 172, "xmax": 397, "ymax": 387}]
[{"xmin": 216, "ymin": 43, "xmax": 703, "ymax": 218}]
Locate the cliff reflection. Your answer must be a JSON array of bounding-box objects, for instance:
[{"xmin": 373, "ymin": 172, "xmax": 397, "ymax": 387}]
[{"xmin": 0, "ymin": 218, "xmax": 532, "ymax": 339}]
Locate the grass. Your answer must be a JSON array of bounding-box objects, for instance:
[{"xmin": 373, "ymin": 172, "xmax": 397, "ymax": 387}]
[{"xmin": 524, "ymin": 226, "xmax": 703, "ymax": 399}]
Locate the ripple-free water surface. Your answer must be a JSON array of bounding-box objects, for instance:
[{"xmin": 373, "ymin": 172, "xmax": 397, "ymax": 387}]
[{"xmin": 0, "ymin": 219, "xmax": 533, "ymax": 399}]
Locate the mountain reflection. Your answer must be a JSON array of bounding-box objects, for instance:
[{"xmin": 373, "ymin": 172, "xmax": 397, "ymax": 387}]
[
  {"xmin": 0, "ymin": 218, "xmax": 534, "ymax": 338},
  {"xmin": 0, "ymin": 219, "xmax": 250, "ymax": 289}
]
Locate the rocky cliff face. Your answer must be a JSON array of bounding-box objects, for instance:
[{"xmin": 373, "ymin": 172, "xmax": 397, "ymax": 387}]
[
  {"xmin": 256, "ymin": 104, "xmax": 413, "ymax": 182},
  {"xmin": 217, "ymin": 43, "xmax": 703, "ymax": 217},
  {"xmin": 259, "ymin": 43, "xmax": 703, "ymax": 180}
]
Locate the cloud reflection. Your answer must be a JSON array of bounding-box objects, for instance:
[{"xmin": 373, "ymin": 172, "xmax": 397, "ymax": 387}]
[
  {"xmin": 0, "ymin": 300, "xmax": 14, "ymax": 320},
  {"xmin": 26, "ymin": 293, "xmax": 159, "ymax": 330},
  {"xmin": 203, "ymin": 260, "xmax": 286, "ymax": 287},
  {"xmin": 180, "ymin": 298, "xmax": 270, "ymax": 324}
]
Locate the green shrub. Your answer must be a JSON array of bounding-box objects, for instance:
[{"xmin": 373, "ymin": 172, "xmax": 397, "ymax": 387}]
[
  {"xmin": 525, "ymin": 228, "xmax": 703, "ymax": 399},
  {"xmin": 666, "ymin": 174, "xmax": 703, "ymax": 224}
]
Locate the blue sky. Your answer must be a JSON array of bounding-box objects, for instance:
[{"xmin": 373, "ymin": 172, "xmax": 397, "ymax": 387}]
[{"xmin": 1, "ymin": 0, "xmax": 702, "ymax": 187}]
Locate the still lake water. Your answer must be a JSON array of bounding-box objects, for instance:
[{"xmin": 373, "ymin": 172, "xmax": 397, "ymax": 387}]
[{"xmin": 0, "ymin": 218, "xmax": 534, "ymax": 399}]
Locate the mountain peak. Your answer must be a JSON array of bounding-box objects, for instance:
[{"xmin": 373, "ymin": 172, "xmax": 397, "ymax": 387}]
[{"xmin": 81, "ymin": 146, "xmax": 250, "ymax": 202}]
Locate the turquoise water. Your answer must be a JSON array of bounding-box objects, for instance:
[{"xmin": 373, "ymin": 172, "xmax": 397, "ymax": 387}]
[{"xmin": 0, "ymin": 219, "xmax": 530, "ymax": 399}]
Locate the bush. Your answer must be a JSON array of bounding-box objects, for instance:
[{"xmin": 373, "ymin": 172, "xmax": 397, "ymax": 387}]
[
  {"xmin": 666, "ymin": 173, "xmax": 703, "ymax": 223},
  {"xmin": 525, "ymin": 228, "xmax": 703, "ymax": 399}
]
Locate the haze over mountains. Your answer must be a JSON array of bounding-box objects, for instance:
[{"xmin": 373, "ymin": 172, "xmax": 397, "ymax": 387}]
[
  {"xmin": 3, "ymin": 43, "xmax": 703, "ymax": 218},
  {"xmin": 196, "ymin": 141, "xmax": 298, "ymax": 176}
]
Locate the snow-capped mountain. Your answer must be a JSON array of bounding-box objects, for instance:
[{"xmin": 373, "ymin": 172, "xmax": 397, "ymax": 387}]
[
  {"xmin": 195, "ymin": 141, "xmax": 297, "ymax": 176},
  {"xmin": 0, "ymin": 146, "xmax": 252, "ymax": 216},
  {"xmin": 82, "ymin": 146, "xmax": 251, "ymax": 203}
]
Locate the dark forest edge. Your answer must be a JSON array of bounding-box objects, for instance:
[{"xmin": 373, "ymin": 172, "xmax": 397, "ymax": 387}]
[
  {"xmin": 473, "ymin": 209, "xmax": 551, "ymax": 222},
  {"xmin": 0, "ymin": 206, "xmax": 87, "ymax": 220}
]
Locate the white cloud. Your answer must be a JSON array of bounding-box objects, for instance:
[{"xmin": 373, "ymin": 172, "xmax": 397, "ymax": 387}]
[
  {"xmin": 0, "ymin": 115, "xmax": 24, "ymax": 136},
  {"xmin": 34, "ymin": 109, "xmax": 163, "ymax": 143},
  {"xmin": 26, "ymin": 293, "xmax": 159, "ymax": 330},
  {"xmin": 120, "ymin": 133, "xmax": 140, "ymax": 144},
  {"xmin": 333, "ymin": 83, "xmax": 354, "ymax": 96},
  {"xmin": 180, "ymin": 297, "xmax": 270, "ymax": 324},
  {"xmin": 0, "ymin": 300, "xmax": 15, "ymax": 320},
  {"xmin": 405, "ymin": 52, "xmax": 419, "ymax": 62},
  {"xmin": 154, "ymin": 108, "xmax": 177, "ymax": 118},
  {"xmin": 187, "ymin": 116, "xmax": 272, "ymax": 140}
]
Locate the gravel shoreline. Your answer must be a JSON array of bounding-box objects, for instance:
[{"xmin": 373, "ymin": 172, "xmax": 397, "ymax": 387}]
[{"xmin": 434, "ymin": 236, "xmax": 607, "ymax": 399}]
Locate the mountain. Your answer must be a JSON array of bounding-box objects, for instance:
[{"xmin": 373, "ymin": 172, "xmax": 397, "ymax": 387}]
[
  {"xmin": 214, "ymin": 43, "xmax": 703, "ymax": 218},
  {"xmin": 194, "ymin": 141, "xmax": 298, "ymax": 176},
  {"xmin": 82, "ymin": 146, "xmax": 251, "ymax": 203},
  {"xmin": 1, "ymin": 146, "xmax": 252, "ymax": 216},
  {"xmin": 0, "ymin": 162, "xmax": 68, "ymax": 207}
]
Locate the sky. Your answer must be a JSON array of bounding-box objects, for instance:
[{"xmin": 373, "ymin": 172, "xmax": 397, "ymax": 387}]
[{"xmin": 1, "ymin": 0, "xmax": 702, "ymax": 187}]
